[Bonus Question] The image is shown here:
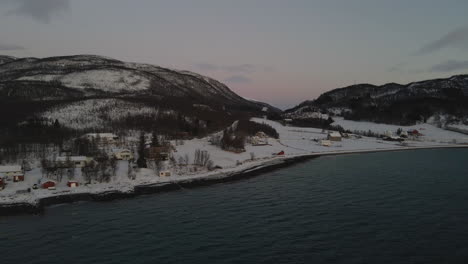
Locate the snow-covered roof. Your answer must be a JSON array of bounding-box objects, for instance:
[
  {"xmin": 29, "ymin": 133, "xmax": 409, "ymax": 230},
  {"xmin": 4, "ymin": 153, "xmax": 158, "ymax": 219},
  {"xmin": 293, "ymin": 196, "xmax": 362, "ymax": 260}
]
[
  {"xmin": 328, "ymin": 131, "xmax": 342, "ymax": 137},
  {"xmin": 56, "ymin": 156, "xmax": 88, "ymax": 162},
  {"xmin": 84, "ymin": 133, "xmax": 118, "ymax": 138},
  {"xmin": 40, "ymin": 178, "xmax": 57, "ymax": 184},
  {"xmin": 0, "ymin": 166, "xmax": 22, "ymax": 173},
  {"xmin": 112, "ymin": 148, "xmax": 131, "ymax": 153}
]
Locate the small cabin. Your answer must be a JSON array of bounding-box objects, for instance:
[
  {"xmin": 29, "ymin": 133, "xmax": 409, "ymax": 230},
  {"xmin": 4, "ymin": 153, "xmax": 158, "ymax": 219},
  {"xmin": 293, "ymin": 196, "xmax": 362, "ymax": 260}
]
[
  {"xmin": 56, "ymin": 156, "xmax": 91, "ymax": 168},
  {"xmin": 146, "ymin": 146, "xmax": 171, "ymax": 161},
  {"xmin": 113, "ymin": 149, "xmax": 134, "ymax": 161},
  {"xmin": 251, "ymin": 132, "xmax": 269, "ymax": 146},
  {"xmin": 159, "ymin": 171, "xmax": 171, "ymax": 177},
  {"xmin": 400, "ymin": 131, "xmax": 409, "ymax": 138},
  {"xmin": 0, "ymin": 178, "xmax": 4, "ymax": 190},
  {"xmin": 0, "ymin": 165, "xmax": 24, "ymax": 182},
  {"xmin": 13, "ymin": 175, "xmax": 25, "ymax": 182},
  {"xmin": 327, "ymin": 132, "xmax": 342, "ymax": 142},
  {"xmin": 320, "ymin": 140, "xmax": 332, "ymax": 147},
  {"xmin": 83, "ymin": 133, "xmax": 119, "ymax": 144},
  {"xmin": 408, "ymin": 130, "xmax": 422, "ymax": 137},
  {"xmin": 67, "ymin": 181, "xmax": 79, "ymax": 188},
  {"xmin": 42, "ymin": 180, "xmax": 56, "ymax": 189}
]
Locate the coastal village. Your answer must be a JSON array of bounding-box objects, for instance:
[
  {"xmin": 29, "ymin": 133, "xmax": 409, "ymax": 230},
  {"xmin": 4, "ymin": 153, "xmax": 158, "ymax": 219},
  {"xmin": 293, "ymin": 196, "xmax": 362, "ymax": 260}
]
[{"xmin": 1, "ymin": 116, "xmax": 467, "ymax": 206}]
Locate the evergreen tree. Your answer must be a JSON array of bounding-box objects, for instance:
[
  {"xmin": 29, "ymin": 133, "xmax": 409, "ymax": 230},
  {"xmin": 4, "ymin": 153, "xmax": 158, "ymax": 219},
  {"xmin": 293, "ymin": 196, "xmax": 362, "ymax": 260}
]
[
  {"xmin": 151, "ymin": 130, "xmax": 160, "ymax": 147},
  {"xmin": 137, "ymin": 132, "xmax": 147, "ymax": 168}
]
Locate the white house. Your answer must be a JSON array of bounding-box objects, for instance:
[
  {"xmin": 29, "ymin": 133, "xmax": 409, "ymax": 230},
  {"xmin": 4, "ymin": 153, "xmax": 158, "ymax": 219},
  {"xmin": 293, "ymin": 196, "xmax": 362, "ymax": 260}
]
[
  {"xmin": 251, "ymin": 131, "xmax": 269, "ymax": 146},
  {"xmin": 159, "ymin": 171, "xmax": 171, "ymax": 177},
  {"xmin": 113, "ymin": 149, "xmax": 134, "ymax": 160},
  {"xmin": 320, "ymin": 140, "xmax": 332, "ymax": 147},
  {"xmin": 56, "ymin": 156, "xmax": 91, "ymax": 168},
  {"xmin": 251, "ymin": 136, "xmax": 269, "ymax": 146},
  {"xmin": 0, "ymin": 165, "xmax": 24, "ymax": 182},
  {"xmin": 83, "ymin": 133, "xmax": 119, "ymax": 144},
  {"xmin": 327, "ymin": 131, "xmax": 342, "ymax": 142},
  {"xmin": 400, "ymin": 131, "xmax": 409, "ymax": 138}
]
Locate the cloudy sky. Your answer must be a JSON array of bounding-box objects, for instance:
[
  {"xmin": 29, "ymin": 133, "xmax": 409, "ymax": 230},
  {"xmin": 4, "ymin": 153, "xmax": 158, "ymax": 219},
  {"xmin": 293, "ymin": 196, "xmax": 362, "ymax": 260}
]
[{"xmin": 1, "ymin": 0, "xmax": 468, "ymax": 108}]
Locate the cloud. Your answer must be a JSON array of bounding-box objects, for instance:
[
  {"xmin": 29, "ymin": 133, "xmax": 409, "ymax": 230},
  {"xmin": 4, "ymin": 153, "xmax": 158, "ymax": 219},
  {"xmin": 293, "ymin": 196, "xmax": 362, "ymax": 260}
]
[
  {"xmin": 194, "ymin": 63, "xmax": 273, "ymax": 74},
  {"xmin": 430, "ymin": 60, "xmax": 468, "ymax": 72},
  {"xmin": 224, "ymin": 75, "xmax": 253, "ymax": 84},
  {"xmin": 0, "ymin": 43, "xmax": 25, "ymax": 51},
  {"xmin": 415, "ymin": 26, "xmax": 468, "ymax": 55},
  {"xmin": 2, "ymin": 0, "xmax": 70, "ymax": 23}
]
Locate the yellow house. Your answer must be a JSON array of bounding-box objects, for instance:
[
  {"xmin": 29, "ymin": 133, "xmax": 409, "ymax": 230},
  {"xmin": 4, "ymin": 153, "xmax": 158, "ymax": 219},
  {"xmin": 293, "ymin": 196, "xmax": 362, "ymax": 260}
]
[
  {"xmin": 113, "ymin": 149, "xmax": 134, "ymax": 160},
  {"xmin": 159, "ymin": 171, "xmax": 171, "ymax": 177}
]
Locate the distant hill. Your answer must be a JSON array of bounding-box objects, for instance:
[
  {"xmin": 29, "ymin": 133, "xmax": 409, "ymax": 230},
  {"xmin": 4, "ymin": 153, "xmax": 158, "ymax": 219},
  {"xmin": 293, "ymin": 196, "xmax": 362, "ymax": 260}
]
[
  {"xmin": 0, "ymin": 55, "xmax": 16, "ymax": 65},
  {"xmin": 286, "ymin": 75, "xmax": 468, "ymax": 125}
]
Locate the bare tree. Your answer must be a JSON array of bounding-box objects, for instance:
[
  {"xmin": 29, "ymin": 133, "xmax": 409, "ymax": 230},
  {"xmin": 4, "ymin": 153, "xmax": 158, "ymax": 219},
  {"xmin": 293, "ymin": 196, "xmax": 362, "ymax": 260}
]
[{"xmin": 128, "ymin": 161, "xmax": 136, "ymax": 180}]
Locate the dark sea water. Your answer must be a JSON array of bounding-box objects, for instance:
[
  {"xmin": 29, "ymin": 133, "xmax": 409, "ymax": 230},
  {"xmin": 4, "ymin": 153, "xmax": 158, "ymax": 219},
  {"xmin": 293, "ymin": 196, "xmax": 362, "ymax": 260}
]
[{"xmin": 1, "ymin": 149, "xmax": 468, "ymax": 264}]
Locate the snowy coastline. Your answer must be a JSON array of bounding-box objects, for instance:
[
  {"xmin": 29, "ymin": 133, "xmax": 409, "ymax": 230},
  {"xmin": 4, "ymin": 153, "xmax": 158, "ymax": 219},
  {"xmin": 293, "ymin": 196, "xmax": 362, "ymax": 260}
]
[
  {"xmin": 1, "ymin": 144, "xmax": 467, "ymax": 216},
  {"xmin": 1, "ymin": 118, "xmax": 468, "ymax": 216}
]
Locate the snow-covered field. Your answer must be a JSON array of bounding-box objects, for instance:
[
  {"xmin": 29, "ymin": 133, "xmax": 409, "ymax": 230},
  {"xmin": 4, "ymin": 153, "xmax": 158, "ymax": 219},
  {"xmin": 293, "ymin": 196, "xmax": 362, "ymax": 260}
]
[
  {"xmin": 332, "ymin": 117, "xmax": 468, "ymax": 144},
  {"xmin": 1, "ymin": 118, "xmax": 467, "ymax": 206}
]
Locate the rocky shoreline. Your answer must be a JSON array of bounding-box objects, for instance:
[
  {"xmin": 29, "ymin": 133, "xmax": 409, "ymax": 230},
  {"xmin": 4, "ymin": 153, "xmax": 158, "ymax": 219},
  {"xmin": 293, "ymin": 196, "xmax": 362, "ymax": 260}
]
[
  {"xmin": 1, "ymin": 145, "xmax": 466, "ymax": 217},
  {"xmin": 0, "ymin": 155, "xmax": 314, "ymax": 216}
]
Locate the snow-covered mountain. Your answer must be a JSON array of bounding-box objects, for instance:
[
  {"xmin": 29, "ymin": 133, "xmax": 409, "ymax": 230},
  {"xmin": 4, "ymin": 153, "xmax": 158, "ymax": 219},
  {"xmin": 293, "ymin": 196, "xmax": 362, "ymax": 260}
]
[
  {"xmin": 0, "ymin": 54, "xmax": 278, "ymax": 112},
  {"xmin": 286, "ymin": 75, "xmax": 468, "ymax": 125}
]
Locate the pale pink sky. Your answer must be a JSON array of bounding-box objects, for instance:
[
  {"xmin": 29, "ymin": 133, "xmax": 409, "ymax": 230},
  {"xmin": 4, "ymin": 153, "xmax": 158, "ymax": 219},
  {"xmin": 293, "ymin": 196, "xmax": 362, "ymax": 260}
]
[{"xmin": 1, "ymin": 0, "xmax": 468, "ymax": 109}]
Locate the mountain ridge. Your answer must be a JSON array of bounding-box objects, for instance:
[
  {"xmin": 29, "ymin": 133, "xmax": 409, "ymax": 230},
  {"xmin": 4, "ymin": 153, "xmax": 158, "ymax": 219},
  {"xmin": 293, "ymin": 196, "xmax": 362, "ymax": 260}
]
[
  {"xmin": 286, "ymin": 74, "xmax": 468, "ymax": 125},
  {"xmin": 0, "ymin": 54, "xmax": 280, "ymax": 113}
]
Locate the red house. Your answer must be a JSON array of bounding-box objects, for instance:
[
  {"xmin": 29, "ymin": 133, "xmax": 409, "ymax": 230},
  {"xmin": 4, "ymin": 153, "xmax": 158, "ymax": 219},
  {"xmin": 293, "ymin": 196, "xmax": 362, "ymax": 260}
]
[
  {"xmin": 67, "ymin": 181, "xmax": 79, "ymax": 188},
  {"xmin": 42, "ymin": 181, "xmax": 56, "ymax": 189},
  {"xmin": 408, "ymin": 130, "xmax": 422, "ymax": 136},
  {"xmin": 13, "ymin": 175, "xmax": 25, "ymax": 182},
  {"xmin": 276, "ymin": 150, "xmax": 285, "ymax": 156},
  {"xmin": 0, "ymin": 178, "xmax": 4, "ymax": 190}
]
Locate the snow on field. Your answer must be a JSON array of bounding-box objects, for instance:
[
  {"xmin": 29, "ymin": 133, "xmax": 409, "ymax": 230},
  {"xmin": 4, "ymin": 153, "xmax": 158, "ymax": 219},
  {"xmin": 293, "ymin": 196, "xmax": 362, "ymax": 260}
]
[
  {"xmin": 1, "ymin": 117, "xmax": 467, "ymax": 206},
  {"xmin": 332, "ymin": 117, "xmax": 468, "ymax": 144}
]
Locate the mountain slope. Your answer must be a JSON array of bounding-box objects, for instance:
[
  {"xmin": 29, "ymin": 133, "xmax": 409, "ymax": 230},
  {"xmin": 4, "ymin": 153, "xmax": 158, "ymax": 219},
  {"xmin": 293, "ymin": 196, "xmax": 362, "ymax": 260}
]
[
  {"xmin": 0, "ymin": 54, "xmax": 279, "ymax": 112},
  {"xmin": 0, "ymin": 55, "xmax": 17, "ymax": 65},
  {"xmin": 286, "ymin": 75, "xmax": 468, "ymax": 125},
  {"xmin": 0, "ymin": 54, "xmax": 283, "ymax": 141}
]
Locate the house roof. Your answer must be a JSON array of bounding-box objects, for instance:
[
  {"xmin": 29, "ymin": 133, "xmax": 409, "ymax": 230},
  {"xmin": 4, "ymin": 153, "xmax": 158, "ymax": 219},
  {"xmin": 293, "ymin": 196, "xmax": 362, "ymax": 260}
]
[
  {"xmin": 84, "ymin": 133, "xmax": 118, "ymax": 138},
  {"xmin": 328, "ymin": 132, "xmax": 342, "ymax": 137},
  {"xmin": 0, "ymin": 166, "xmax": 22, "ymax": 173},
  {"xmin": 56, "ymin": 156, "xmax": 88, "ymax": 162},
  {"xmin": 40, "ymin": 178, "xmax": 57, "ymax": 184},
  {"xmin": 112, "ymin": 148, "xmax": 131, "ymax": 153}
]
